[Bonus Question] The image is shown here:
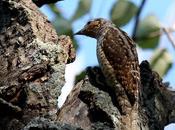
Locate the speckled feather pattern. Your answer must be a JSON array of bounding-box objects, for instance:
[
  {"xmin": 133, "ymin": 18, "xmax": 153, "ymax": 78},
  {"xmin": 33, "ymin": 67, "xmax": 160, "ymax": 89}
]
[
  {"xmin": 76, "ymin": 18, "xmax": 141, "ymax": 112},
  {"xmin": 97, "ymin": 26, "xmax": 140, "ymax": 105}
]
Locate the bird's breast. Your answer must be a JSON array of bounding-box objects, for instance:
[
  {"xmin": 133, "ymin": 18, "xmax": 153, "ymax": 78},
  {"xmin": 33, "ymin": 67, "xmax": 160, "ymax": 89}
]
[{"xmin": 96, "ymin": 39, "xmax": 117, "ymax": 86}]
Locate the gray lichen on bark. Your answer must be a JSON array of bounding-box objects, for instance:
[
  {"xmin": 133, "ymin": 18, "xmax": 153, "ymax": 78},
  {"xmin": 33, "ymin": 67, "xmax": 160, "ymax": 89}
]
[{"xmin": 0, "ymin": 0, "xmax": 75, "ymax": 129}]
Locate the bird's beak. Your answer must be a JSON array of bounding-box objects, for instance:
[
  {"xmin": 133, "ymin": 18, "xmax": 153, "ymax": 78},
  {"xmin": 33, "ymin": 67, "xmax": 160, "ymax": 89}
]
[{"xmin": 74, "ymin": 29, "xmax": 84, "ymax": 35}]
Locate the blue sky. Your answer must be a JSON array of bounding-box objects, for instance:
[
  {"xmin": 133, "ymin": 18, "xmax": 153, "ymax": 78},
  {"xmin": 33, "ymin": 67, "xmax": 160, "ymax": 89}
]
[
  {"xmin": 40, "ymin": 0, "xmax": 175, "ymax": 129},
  {"xmin": 45, "ymin": 0, "xmax": 175, "ymax": 86}
]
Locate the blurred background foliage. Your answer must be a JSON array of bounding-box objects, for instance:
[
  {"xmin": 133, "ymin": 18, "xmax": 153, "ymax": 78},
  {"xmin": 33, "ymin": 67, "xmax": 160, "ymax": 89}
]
[{"xmin": 40, "ymin": 0, "xmax": 173, "ymax": 82}]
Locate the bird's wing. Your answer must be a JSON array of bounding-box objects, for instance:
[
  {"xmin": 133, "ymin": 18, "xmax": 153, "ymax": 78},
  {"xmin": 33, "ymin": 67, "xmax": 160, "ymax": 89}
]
[{"xmin": 101, "ymin": 26, "xmax": 140, "ymax": 104}]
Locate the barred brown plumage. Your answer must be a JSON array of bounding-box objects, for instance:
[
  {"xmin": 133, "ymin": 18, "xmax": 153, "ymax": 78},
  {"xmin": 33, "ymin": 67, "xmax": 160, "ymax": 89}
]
[{"xmin": 75, "ymin": 18, "xmax": 140, "ymax": 114}]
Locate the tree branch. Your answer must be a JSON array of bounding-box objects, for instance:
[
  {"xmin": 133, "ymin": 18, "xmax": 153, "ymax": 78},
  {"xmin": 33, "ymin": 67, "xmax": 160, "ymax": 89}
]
[
  {"xmin": 132, "ymin": 0, "xmax": 147, "ymax": 40},
  {"xmin": 162, "ymin": 27, "xmax": 175, "ymax": 49},
  {"xmin": 32, "ymin": 0, "xmax": 63, "ymax": 7}
]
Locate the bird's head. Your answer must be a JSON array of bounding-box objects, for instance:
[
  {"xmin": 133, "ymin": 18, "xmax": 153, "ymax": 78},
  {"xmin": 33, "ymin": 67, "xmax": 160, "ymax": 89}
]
[{"xmin": 75, "ymin": 18, "xmax": 113, "ymax": 38}]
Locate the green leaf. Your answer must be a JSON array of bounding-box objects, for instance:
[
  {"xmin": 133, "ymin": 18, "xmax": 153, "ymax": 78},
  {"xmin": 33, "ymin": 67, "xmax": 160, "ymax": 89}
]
[
  {"xmin": 75, "ymin": 70, "xmax": 86, "ymax": 84},
  {"xmin": 136, "ymin": 15, "xmax": 161, "ymax": 49},
  {"xmin": 52, "ymin": 16, "xmax": 79, "ymax": 50},
  {"xmin": 72, "ymin": 38, "xmax": 79, "ymax": 50},
  {"xmin": 71, "ymin": 0, "xmax": 92, "ymax": 21},
  {"xmin": 150, "ymin": 48, "xmax": 173, "ymax": 77},
  {"xmin": 49, "ymin": 4, "xmax": 61, "ymax": 16},
  {"xmin": 53, "ymin": 16, "xmax": 72, "ymax": 35},
  {"xmin": 111, "ymin": 0, "xmax": 138, "ymax": 27}
]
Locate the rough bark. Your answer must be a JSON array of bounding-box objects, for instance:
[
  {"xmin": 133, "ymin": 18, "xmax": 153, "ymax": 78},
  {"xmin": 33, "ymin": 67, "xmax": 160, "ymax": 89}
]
[
  {"xmin": 0, "ymin": 0, "xmax": 175, "ymax": 130},
  {"xmin": 58, "ymin": 62, "xmax": 175, "ymax": 130},
  {"xmin": 0, "ymin": 0, "xmax": 76, "ymax": 129}
]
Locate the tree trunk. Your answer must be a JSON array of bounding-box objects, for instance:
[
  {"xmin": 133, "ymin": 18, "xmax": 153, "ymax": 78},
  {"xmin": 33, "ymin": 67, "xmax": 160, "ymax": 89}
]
[
  {"xmin": 0, "ymin": 0, "xmax": 175, "ymax": 130},
  {"xmin": 58, "ymin": 62, "xmax": 175, "ymax": 130},
  {"xmin": 0, "ymin": 0, "xmax": 76, "ymax": 129}
]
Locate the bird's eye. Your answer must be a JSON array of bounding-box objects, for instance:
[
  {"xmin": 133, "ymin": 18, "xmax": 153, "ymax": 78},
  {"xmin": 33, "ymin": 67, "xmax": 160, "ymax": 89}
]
[{"xmin": 87, "ymin": 21, "xmax": 91, "ymax": 25}]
